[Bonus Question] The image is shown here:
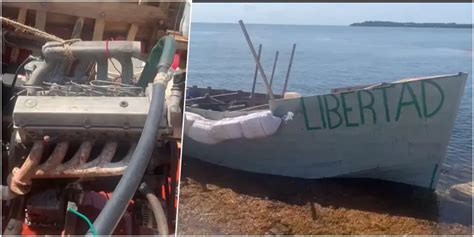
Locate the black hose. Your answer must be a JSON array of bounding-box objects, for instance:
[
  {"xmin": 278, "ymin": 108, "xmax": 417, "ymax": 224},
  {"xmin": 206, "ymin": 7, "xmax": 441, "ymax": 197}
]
[
  {"xmin": 139, "ymin": 182, "xmax": 169, "ymax": 235},
  {"xmin": 8, "ymin": 56, "xmax": 35, "ymax": 99},
  {"xmin": 89, "ymin": 83, "xmax": 166, "ymax": 235}
]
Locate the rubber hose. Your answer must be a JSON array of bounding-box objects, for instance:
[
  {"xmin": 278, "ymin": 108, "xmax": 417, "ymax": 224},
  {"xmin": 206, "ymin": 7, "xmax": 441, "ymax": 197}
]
[
  {"xmin": 136, "ymin": 36, "xmax": 176, "ymax": 87},
  {"xmin": 139, "ymin": 182, "xmax": 169, "ymax": 235},
  {"xmin": 89, "ymin": 83, "xmax": 166, "ymax": 236}
]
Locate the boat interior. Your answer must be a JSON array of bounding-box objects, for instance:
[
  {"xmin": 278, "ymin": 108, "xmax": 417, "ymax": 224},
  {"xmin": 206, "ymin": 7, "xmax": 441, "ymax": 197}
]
[{"xmin": 186, "ymin": 85, "xmax": 284, "ymax": 112}]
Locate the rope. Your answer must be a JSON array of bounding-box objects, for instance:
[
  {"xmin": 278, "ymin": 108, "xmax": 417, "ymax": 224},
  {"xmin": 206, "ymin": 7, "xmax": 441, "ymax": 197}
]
[
  {"xmin": 1, "ymin": 16, "xmax": 81, "ymax": 60},
  {"xmin": 2, "ymin": 16, "xmax": 64, "ymax": 42},
  {"xmin": 62, "ymin": 39, "xmax": 81, "ymax": 61}
]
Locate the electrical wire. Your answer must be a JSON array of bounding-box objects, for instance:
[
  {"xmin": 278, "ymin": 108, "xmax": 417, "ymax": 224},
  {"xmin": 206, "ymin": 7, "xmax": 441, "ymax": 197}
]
[
  {"xmin": 9, "ymin": 55, "xmax": 35, "ymax": 99},
  {"xmin": 105, "ymin": 39, "xmax": 124, "ymax": 82},
  {"xmin": 67, "ymin": 207, "xmax": 97, "ymax": 237}
]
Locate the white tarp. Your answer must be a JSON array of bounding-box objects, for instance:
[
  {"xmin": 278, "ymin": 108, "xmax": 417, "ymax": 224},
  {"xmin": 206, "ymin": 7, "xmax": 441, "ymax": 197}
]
[{"xmin": 184, "ymin": 110, "xmax": 282, "ymax": 144}]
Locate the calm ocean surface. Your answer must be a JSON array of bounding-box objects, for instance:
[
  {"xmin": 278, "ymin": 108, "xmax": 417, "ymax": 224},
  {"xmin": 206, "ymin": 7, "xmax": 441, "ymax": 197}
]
[{"xmin": 186, "ymin": 23, "xmax": 472, "ymax": 192}]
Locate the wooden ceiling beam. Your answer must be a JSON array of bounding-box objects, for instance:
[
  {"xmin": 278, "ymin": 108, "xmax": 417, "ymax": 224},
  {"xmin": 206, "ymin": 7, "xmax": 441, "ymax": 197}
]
[{"xmin": 3, "ymin": 2, "xmax": 168, "ymax": 25}]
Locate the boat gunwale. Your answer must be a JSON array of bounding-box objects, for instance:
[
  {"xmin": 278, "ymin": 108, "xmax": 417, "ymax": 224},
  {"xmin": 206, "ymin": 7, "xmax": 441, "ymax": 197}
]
[{"xmin": 186, "ymin": 72, "xmax": 468, "ymax": 112}]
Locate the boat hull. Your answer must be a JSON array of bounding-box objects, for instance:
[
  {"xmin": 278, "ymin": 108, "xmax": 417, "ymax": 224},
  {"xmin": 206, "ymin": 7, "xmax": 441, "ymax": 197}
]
[{"xmin": 183, "ymin": 73, "xmax": 468, "ymax": 189}]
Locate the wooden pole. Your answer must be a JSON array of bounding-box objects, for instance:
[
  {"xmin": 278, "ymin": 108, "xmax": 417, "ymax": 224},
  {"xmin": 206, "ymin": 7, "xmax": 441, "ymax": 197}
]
[
  {"xmin": 10, "ymin": 8, "xmax": 27, "ymax": 63},
  {"xmin": 238, "ymin": 20, "xmax": 274, "ymax": 100},
  {"xmin": 282, "ymin": 43, "xmax": 296, "ymax": 96},
  {"xmin": 127, "ymin": 0, "xmax": 145, "ymax": 41},
  {"xmin": 250, "ymin": 44, "xmax": 262, "ymax": 99},
  {"xmin": 92, "ymin": 18, "xmax": 105, "ymax": 41},
  {"xmin": 71, "ymin": 17, "xmax": 85, "ymax": 39},
  {"xmin": 269, "ymin": 51, "xmax": 279, "ymax": 89},
  {"xmin": 34, "ymin": 10, "xmax": 47, "ymax": 31}
]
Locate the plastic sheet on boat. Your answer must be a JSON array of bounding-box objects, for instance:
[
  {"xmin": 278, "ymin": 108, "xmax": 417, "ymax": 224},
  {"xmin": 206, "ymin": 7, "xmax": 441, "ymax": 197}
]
[{"xmin": 184, "ymin": 110, "xmax": 282, "ymax": 144}]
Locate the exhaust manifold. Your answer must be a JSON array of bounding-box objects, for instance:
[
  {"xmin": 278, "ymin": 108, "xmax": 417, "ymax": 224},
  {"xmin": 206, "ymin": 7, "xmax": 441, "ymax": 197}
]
[{"xmin": 8, "ymin": 141, "xmax": 136, "ymax": 195}]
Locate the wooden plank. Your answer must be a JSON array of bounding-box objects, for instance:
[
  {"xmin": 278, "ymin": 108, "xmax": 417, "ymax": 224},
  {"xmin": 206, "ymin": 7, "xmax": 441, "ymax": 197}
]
[
  {"xmin": 16, "ymin": 8, "xmax": 27, "ymax": 25},
  {"xmin": 160, "ymin": 2, "xmax": 170, "ymax": 10},
  {"xmin": 126, "ymin": 0, "xmax": 144, "ymax": 41},
  {"xmin": 71, "ymin": 17, "xmax": 85, "ymax": 39},
  {"xmin": 92, "ymin": 18, "xmax": 105, "ymax": 40},
  {"xmin": 165, "ymin": 30, "xmax": 188, "ymax": 51},
  {"xmin": 3, "ymin": 2, "xmax": 167, "ymax": 25},
  {"xmin": 34, "ymin": 10, "xmax": 47, "ymax": 31},
  {"xmin": 31, "ymin": 10, "xmax": 47, "ymax": 56},
  {"xmin": 127, "ymin": 24, "xmax": 139, "ymax": 41},
  {"xmin": 66, "ymin": 17, "xmax": 86, "ymax": 72},
  {"xmin": 10, "ymin": 8, "xmax": 27, "ymax": 63}
]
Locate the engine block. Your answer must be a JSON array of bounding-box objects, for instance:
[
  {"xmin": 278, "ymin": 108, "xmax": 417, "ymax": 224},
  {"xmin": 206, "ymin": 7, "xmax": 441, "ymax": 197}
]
[{"xmin": 7, "ymin": 40, "xmax": 179, "ymax": 196}]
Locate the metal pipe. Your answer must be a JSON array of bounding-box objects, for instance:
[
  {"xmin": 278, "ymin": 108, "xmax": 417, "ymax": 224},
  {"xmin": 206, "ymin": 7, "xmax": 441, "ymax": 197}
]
[
  {"xmin": 35, "ymin": 141, "xmax": 69, "ymax": 175},
  {"xmin": 6, "ymin": 141, "xmax": 135, "ymax": 179},
  {"xmin": 168, "ymin": 74, "xmax": 185, "ymax": 137},
  {"xmin": 42, "ymin": 41, "xmax": 141, "ymax": 60},
  {"xmin": 117, "ymin": 56, "xmax": 133, "ymax": 84},
  {"xmin": 73, "ymin": 59, "xmax": 93, "ymax": 82},
  {"xmin": 59, "ymin": 141, "xmax": 94, "ymax": 168},
  {"xmin": 268, "ymin": 50, "xmax": 279, "ymax": 98},
  {"xmin": 238, "ymin": 20, "xmax": 274, "ymax": 100},
  {"xmin": 96, "ymin": 58, "xmax": 109, "ymax": 81},
  {"xmin": 282, "ymin": 43, "xmax": 296, "ymax": 96},
  {"xmin": 27, "ymin": 59, "xmax": 58, "ymax": 94},
  {"xmin": 52, "ymin": 60, "xmax": 70, "ymax": 83},
  {"xmin": 9, "ymin": 141, "xmax": 44, "ymax": 195},
  {"xmin": 250, "ymin": 44, "xmax": 262, "ymax": 99},
  {"xmin": 34, "ymin": 143, "xmax": 135, "ymax": 178},
  {"xmin": 81, "ymin": 142, "xmax": 118, "ymax": 169}
]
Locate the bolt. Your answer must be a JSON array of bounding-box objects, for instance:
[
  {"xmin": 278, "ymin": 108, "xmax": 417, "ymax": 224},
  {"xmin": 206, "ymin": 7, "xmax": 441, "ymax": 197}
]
[
  {"xmin": 43, "ymin": 135, "xmax": 51, "ymax": 143},
  {"xmin": 84, "ymin": 120, "xmax": 91, "ymax": 129},
  {"xmin": 24, "ymin": 98, "xmax": 37, "ymax": 108},
  {"xmin": 120, "ymin": 101, "xmax": 129, "ymax": 108}
]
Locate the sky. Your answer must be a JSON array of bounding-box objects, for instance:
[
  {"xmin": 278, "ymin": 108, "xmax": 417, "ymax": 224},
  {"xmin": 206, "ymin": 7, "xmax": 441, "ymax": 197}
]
[{"xmin": 191, "ymin": 3, "xmax": 472, "ymax": 25}]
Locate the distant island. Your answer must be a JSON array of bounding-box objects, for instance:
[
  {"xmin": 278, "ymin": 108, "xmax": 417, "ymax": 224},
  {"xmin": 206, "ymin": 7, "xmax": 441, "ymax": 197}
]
[{"xmin": 350, "ymin": 21, "xmax": 472, "ymax": 29}]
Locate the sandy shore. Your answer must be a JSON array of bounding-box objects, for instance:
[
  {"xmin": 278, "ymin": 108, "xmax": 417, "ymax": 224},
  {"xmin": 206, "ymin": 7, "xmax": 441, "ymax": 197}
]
[{"xmin": 177, "ymin": 158, "xmax": 472, "ymax": 235}]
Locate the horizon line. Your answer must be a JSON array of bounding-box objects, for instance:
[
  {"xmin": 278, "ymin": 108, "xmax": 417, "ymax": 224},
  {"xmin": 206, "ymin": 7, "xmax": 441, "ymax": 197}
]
[{"xmin": 191, "ymin": 21, "xmax": 473, "ymax": 26}]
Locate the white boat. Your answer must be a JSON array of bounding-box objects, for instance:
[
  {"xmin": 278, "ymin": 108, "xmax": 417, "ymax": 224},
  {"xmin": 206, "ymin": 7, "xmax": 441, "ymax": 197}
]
[{"xmin": 183, "ymin": 72, "xmax": 468, "ymax": 189}]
